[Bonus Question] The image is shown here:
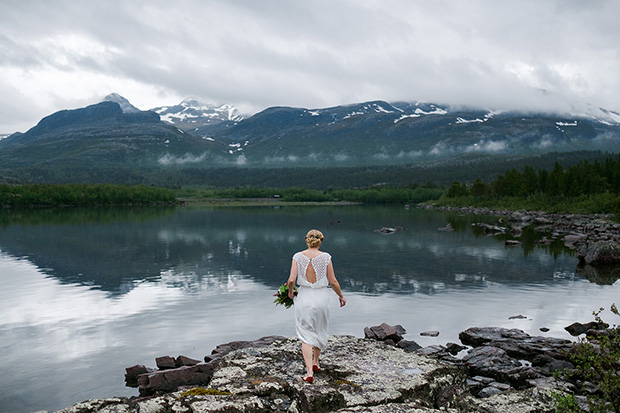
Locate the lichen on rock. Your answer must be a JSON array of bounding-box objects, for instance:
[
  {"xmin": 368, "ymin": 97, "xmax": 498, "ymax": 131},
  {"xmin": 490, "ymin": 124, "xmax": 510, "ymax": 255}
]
[{"xmin": 59, "ymin": 327, "xmax": 571, "ymax": 412}]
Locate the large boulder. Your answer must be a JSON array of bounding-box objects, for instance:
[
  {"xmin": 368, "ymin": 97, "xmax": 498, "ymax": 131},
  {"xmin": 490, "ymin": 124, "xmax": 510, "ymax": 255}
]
[
  {"xmin": 461, "ymin": 346, "xmax": 537, "ymax": 389},
  {"xmin": 457, "ymin": 326, "xmax": 573, "ymax": 389},
  {"xmin": 564, "ymin": 321, "xmax": 608, "ymax": 336},
  {"xmin": 364, "ymin": 322, "xmax": 406, "ymax": 343},
  {"xmin": 459, "ymin": 327, "xmax": 572, "ymax": 361},
  {"xmin": 577, "ymin": 241, "xmax": 620, "ymax": 265}
]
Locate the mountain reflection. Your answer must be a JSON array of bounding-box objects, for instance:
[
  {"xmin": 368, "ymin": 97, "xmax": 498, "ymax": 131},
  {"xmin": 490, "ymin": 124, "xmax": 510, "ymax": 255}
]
[{"xmin": 0, "ymin": 205, "xmax": 585, "ymax": 296}]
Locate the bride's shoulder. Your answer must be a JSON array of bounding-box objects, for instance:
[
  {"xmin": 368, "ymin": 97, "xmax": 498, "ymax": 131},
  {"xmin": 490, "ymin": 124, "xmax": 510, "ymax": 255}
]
[{"xmin": 292, "ymin": 251, "xmax": 305, "ymax": 260}]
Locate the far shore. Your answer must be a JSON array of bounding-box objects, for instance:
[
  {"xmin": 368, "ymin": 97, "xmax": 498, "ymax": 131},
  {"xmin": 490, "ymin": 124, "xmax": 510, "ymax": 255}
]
[{"xmin": 178, "ymin": 197, "xmax": 362, "ymax": 207}]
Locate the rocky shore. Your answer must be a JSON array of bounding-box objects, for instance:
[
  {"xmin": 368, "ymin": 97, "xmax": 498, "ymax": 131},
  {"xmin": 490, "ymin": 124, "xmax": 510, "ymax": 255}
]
[
  {"xmin": 48, "ymin": 207, "xmax": 619, "ymax": 412},
  {"xmin": 50, "ymin": 319, "xmax": 610, "ymax": 413},
  {"xmin": 428, "ymin": 205, "xmax": 620, "ymax": 285},
  {"xmin": 427, "ymin": 205, "xmax": 620, "ymax": 244}
]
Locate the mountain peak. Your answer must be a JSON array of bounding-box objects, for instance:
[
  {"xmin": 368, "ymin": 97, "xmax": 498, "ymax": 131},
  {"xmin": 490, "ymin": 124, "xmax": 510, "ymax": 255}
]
[
  {"xmin": 104, "ymin": 93, "xmax": 140, "ymax": 113},
  {"xmin": 151, "ymin": 98, "xmax": 244, "ymax": 127},
  {"xmin": 180, "ymin": 97, "xmax": 213, "ymax": 109}
]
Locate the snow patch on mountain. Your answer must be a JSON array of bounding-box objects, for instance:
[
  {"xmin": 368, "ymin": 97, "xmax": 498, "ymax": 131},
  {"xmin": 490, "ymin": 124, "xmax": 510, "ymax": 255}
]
[
  {"xmin": 342, "ymin": 102, "xmax": 402, "ymax": 120},
  {"xmin": 152, "ymin": 98, "xmax": 244, "ymax": 126},
  {"xmin": 393, "ymin": 104, "xmax": 449, "ymax": 123},
  {"xmin": 415, "ymin": 107, "xmax": 447, "ymax": 116},
  {"xmin": 394, "ymin": 114, "xmax": 421, "ymax": 123},
  {"xmin": 456, "ymin": 117, "xmax": 485, "ymax": 124},
  {"xmin": 556, "ymin": 121, "xmax": 577, "ymax": 127}
]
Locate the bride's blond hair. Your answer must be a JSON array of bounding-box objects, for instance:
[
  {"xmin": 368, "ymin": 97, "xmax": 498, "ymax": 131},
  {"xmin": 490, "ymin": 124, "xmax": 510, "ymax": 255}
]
[{"xmin": 305, "ymin": 229, "xmax": 324, "ymax": 248}]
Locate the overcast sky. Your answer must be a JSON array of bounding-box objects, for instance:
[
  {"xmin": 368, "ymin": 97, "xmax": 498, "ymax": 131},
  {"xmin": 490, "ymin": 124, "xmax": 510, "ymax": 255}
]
[{"xmin": 1, "ymin": 0, "xmax": 619, "ymax": 133}]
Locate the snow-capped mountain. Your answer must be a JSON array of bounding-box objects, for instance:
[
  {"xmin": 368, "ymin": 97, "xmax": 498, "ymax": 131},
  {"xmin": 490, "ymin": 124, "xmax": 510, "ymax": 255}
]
[
  {"xmin": 1, "ymin": 93, "xmax": 619, "ymax": 186},
  {"xmin": 214, "ymin": 99, "xmax": 620, "ymax": 168},
  {"xmin": 151, "ymin": 98, "xmax": 244, "ymax": 129}
]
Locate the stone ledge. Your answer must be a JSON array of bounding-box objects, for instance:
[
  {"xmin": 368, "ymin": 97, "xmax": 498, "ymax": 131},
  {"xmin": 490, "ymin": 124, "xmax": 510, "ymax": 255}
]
[{"xmin": 58, "ymin": 328, "xmax": 568, "ymax": 412}]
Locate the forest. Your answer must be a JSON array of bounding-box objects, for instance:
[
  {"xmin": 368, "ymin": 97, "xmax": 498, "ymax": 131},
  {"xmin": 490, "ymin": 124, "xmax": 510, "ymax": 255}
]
[
  {"xmin": 437, "ymin": 154, "xmax": 620, "ymax": 215},
  {"xmin": 3, "ymin": 153, "xmax": 620, "ymax": 216},
  {"xmin": 176, "ymin": 184, "xmax": 444, "ymax": 205},
  {"xmin": 0, "ymin": 183, "xmax": 176, "ymax": 207}
]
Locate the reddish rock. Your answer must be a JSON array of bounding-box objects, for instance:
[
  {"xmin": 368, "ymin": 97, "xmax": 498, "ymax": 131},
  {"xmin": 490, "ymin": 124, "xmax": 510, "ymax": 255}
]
[{"xmin": 155, "ymin": 355, "xmax": 176, "ymax": 370}]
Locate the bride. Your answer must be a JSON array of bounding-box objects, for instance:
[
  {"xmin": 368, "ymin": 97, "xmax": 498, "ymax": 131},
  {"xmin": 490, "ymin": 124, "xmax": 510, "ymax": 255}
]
[{"xmin": 287, "ymin": 229, "xmax": 346, "ymax": 384}]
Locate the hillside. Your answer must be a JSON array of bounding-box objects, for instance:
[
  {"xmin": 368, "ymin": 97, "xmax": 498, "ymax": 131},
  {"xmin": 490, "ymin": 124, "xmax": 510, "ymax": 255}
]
[
  {"xmin": 214, "ymin": 101, "xmax": 620, "ymax": 168},
  {"xmin": 1, "ymin": 95, "xmax": 619, "ymax": 187},
  {"xmin": 0, "ymin": 101, "xmax": 227, "ymax": 184}
]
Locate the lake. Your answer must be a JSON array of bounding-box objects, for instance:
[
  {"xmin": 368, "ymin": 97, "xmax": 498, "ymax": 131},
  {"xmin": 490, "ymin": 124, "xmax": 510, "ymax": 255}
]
[{"xmin": 0, "ymin": 205, "xmax": 618, "ymax": 413}]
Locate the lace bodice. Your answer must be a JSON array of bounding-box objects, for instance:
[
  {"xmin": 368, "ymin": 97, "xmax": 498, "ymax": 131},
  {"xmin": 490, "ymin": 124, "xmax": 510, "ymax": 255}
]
[{"xmin": 293, "ymin": 251, "xmax": 331, "ymax": 288}]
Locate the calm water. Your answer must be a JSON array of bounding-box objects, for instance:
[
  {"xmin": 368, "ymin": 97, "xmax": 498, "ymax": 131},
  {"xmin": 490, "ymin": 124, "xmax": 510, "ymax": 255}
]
[{"xmin": 0, "ymin": 205, "xmax": 618, "ymax": 412}]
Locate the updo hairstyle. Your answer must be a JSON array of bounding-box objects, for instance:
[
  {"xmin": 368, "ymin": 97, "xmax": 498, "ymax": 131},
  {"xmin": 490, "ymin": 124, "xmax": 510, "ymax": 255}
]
[{"xmin": 305, "ymin": 229, "xmax": 324, "ymax": 248}]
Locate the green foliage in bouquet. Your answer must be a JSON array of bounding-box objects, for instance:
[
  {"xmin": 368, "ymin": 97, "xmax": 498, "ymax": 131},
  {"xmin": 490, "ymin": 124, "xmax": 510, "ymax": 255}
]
[{"xmin": 274, "ymin": 284, "xmax": 298, "ymax": 309}]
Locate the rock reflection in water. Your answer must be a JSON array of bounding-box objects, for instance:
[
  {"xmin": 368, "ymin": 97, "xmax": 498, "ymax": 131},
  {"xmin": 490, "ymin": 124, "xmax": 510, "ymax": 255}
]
[{"xmin": 575, "ymin": 264, "xmax": 620, "ymax": 285}]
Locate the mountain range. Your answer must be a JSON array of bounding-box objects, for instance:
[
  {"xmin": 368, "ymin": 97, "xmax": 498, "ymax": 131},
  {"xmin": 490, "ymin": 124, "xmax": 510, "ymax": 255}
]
[{"xmin": 0, "ymin": 94, "xmax": 619, "ymax": 187}]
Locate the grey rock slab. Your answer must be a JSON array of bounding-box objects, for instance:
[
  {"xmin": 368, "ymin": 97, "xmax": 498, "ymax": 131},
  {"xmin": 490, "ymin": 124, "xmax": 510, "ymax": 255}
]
[
  {"xmin": 209, "ymin": 335, "xmax": 466, "ymax": 409},
  {"xmin": 55, "ymin": 333, "xmax": 563, "ymax": 413}
]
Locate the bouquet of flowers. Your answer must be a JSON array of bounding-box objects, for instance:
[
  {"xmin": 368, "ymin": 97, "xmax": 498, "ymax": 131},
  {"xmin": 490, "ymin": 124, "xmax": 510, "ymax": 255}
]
[{"xmin": 273, "ymin": 284, "xmax": 298, "ymax": 309}]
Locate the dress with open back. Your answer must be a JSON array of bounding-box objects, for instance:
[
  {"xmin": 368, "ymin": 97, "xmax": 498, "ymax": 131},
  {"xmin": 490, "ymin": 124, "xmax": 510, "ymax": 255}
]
[{"xmin": 293, "ymin": 251, "xmax": 332, "ymax": 350}]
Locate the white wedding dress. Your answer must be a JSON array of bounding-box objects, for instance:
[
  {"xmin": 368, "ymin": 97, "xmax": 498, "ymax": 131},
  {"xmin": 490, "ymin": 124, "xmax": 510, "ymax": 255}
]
[{"xmin": 293, "ymin": 251, "xmax": 332, "ymax": 351}]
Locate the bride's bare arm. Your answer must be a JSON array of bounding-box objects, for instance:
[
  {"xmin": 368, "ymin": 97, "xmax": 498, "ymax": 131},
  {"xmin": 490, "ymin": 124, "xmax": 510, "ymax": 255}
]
[
  {"xmin": 287, "ymin": 260, "xmax": 298, "ymax": 299},
  {"xmin": 326, "ymin": 261, "xmax": 346, "ymax": 306}
]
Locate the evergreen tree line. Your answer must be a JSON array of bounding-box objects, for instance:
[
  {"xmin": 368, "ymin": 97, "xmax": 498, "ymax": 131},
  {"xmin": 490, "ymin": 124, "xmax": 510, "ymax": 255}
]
[
  {"xmin": 0, "ymin": 184, "xmax": 176, "ymax": 207},
  {"xmin": 179, "ymin": 184, "xmax": 444, "ymax": 204},
  {"xmin": 440, "ymin": 154, "xmax": 620, "ymax": 214},
  {"xmin": 8, "ymin": 151, "xmax": 611, "ymax": 190},
  {"xmin": 446, "ymin": 155, "xmax": 620, "ymax": 198}
]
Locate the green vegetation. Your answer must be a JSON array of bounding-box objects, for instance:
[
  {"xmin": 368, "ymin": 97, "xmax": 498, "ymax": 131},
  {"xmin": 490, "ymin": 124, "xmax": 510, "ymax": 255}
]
[
  {"xmin": 435, "ymin": 155, "xmax": 620, "ymax": 215},
  {"xmin": 0, "ymin": 182, "xmax": 443, "ymax": 208},
  {"xmin": 6, "ymin": 151, "xmax": 611, "ymax": 189},
  {"xmin": 0, "ymin": 183, "xmax": 176, "ymax": 207},
  {"xmin": 555, "ymin": 305, "xmax": 620, "ymax": 413},
  {"xmin": 6, "ymin": 153, "xmax": 620, "ymax": 212},
  {"xmin": 554, "ymin": 392, "xmax": 581, "ymax": 413},
  {"xmin": 334, "ymin": 379, "xmax": 361, "ymax": 388},
  {"xmin": 177, "ymin": 184, "xmax": 444, "ymax": 205},
  {"xmin": 178, "ymin": 387, "xmax": 232, "ymax": 397}
]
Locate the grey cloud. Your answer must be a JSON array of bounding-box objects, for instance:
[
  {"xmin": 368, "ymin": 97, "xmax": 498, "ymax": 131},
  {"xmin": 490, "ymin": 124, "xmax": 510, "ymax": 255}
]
[{"xmin": 1, "ymin": 0, "xmax": 620, "ymax": 133}]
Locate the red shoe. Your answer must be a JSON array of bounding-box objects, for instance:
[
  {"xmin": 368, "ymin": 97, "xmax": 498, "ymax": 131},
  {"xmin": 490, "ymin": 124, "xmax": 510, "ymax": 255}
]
[
  {"xmin": 302, "ymin": 376, "xmax": 313, "ymax": 384},
  {"xmin": 312, "ymin": 365, "xmax": 320, "ymax": 373}
]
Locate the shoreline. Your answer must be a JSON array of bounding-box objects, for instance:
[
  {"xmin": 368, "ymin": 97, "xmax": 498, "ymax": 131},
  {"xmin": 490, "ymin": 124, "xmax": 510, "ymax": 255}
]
[
  {"xmin": 424, "ymin": 203, "xmax": 620, "ymax": 242},
  {"xmin": 31, "ymin": 204, "xmax": 620, "ymax": 412},
  {"xmin": 53, "ymin": 320, "xmax": 611, "ymax": 413},
  {"xmin": 178, "ymin": 197, "xmax": 362, "ymax": 207}
]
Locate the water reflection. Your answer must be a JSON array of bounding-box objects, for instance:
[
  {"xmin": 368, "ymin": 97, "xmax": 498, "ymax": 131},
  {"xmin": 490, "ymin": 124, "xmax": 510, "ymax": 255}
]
[
  {"xmin": 0, "ymin": 205, "xmax": 584, "ymax": 296},
  {"xmin": 575, "ymin": 263, "xmax": 620, "ymax": 285},
  {"xmin": 0, "ymin": 205, "xmax": 618, "ymax": 413}
]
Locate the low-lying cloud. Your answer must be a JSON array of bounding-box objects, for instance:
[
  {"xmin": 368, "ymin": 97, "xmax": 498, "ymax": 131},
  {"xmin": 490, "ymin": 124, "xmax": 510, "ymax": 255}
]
[
  {"xmin": 158, "ymin": 153, "xmax": 207, "ymax": 165},
  {"xmin": 464, "ymin": 140, "xmax": 508, "ymax": 153}
]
